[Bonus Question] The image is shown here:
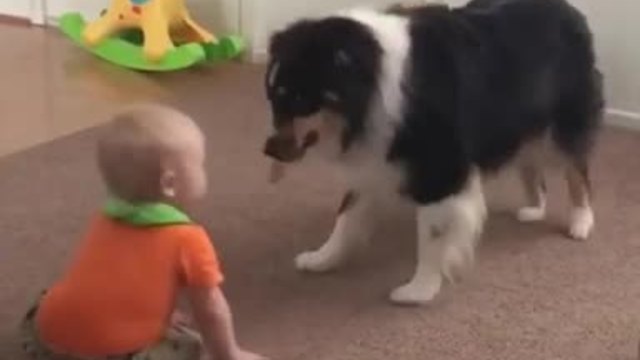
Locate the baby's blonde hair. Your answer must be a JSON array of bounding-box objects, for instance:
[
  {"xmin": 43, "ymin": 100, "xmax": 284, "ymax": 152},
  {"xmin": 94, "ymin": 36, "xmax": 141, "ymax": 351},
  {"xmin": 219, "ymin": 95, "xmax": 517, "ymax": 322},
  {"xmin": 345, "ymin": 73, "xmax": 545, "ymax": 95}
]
[{"xmin": 97, "ymin": 104, "xmax": 202, "ymax": 202}]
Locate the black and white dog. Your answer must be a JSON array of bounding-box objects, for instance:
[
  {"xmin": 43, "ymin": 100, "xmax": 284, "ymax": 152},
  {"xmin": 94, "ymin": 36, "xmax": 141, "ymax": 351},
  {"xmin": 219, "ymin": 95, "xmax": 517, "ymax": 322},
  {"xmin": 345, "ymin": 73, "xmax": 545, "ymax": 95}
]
[{"xmin": 263, "ymin": 0, "xmax": 603, "ymax": 305}]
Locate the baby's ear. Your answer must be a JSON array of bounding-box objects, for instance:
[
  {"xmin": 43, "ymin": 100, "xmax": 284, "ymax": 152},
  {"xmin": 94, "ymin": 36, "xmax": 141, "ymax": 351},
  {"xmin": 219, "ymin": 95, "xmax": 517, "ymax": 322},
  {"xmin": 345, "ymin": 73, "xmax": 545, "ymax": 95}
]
[{"xmin": 160, "ymin": 170, "xmax": 177, "ymax": 199}]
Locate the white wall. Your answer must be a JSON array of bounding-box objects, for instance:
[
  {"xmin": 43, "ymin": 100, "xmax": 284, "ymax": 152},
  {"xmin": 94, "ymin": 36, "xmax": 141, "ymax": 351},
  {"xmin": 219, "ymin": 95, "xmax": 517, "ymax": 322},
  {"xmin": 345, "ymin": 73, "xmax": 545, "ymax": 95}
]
[
  {"xmin": 46, "ymin": 0, "xmax": 103, "ymax": 20},
  {"xmin": 0, "ymin": 1, "xmax": 31, "ymax": 18},
  {"xmin": 569, "ymin": 0, "xmax": 640, "ymax": 117}
]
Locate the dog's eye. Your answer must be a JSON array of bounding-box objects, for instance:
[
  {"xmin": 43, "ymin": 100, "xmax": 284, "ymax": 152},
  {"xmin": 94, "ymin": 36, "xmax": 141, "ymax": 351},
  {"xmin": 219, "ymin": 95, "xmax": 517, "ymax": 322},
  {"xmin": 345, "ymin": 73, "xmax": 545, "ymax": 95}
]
[
  {"xmin": 276, "ymin": 87, "xmax": 287, "ymax": 96},
  {"xmin": 324, "ymin": 91, "xmax": 340, "ymax": 103}
]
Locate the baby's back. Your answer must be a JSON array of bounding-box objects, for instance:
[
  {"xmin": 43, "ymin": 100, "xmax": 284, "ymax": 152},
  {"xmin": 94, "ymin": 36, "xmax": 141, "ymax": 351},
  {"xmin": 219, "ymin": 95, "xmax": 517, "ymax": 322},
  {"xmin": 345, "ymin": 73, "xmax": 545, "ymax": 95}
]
[{"xmin": 36, "ymin": 216, "xmax": 207, "ymax": 356}]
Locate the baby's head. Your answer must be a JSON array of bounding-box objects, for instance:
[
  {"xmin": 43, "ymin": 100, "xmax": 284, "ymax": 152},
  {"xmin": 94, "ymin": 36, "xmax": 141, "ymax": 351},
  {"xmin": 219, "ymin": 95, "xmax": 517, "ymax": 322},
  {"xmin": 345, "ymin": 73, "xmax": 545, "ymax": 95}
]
[{"xmin": 97, "ymin": 104, "xmax": 206, "ymax": 207}]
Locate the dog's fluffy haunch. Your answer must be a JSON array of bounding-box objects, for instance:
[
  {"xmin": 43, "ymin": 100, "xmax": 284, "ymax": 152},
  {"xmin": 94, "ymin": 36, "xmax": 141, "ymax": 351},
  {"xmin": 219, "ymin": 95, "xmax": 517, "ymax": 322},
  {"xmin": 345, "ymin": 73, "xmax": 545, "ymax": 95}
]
[{"xmin": 263, "ymin": 0, "xmax": 603, "ymax": 305}]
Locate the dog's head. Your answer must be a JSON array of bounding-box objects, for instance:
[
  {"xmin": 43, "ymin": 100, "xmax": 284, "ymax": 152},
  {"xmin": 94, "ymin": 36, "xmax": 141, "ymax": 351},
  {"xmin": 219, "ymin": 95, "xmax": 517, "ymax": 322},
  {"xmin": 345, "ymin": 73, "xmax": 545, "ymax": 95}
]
[{"xmin": 263, "ymin": 17, "xmax": 381, "ymax": 163}]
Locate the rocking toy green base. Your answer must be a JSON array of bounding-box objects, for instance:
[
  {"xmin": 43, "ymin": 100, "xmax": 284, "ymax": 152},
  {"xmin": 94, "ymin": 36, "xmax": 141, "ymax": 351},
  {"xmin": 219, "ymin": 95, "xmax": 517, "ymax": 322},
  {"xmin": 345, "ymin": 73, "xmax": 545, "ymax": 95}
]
[{"xmin": 59, "ymin": 12, "xmax": 245, "ymax": 72}]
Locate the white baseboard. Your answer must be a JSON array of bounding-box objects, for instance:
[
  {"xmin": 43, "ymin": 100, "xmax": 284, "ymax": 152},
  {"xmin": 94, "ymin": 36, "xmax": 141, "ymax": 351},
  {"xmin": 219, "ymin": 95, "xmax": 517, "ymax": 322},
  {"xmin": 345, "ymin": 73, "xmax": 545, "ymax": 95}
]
[
  {"xmin": 606, "ymin": 108, "xmax": 640, "ymax": 131},
  {"xmin": 46, "ymin": 15, "xmax": 58, "ymax": 26},
  {"xmin": 249, "ymin": 48, "xmax": 268, "ymax": 64}
]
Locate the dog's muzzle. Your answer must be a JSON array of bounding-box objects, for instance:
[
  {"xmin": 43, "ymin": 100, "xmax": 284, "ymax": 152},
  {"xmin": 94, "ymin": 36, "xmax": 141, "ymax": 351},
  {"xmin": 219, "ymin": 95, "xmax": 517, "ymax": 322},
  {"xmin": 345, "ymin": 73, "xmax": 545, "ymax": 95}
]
[{"xmin": 263, "ymin": 129, "xmax": 319, "ymax": 163}]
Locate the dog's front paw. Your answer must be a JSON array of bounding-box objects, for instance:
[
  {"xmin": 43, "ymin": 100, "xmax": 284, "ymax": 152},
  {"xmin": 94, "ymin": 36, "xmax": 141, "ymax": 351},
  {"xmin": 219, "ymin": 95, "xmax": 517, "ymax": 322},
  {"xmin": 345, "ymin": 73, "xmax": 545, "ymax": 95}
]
[
  {"xmin": 569, "ymin": 206, "xmax": 594, "ymax": 240},
  {"xmin": 295, "ymin": 250, "xmax": 340, "ymax": 273},
  {"xmin": 516, "ymin": 206, "xmax": 546, "ymax": 222},
  {"xmin": 389, "ymin": 276, "xmax": 442, "ymax": 306}
]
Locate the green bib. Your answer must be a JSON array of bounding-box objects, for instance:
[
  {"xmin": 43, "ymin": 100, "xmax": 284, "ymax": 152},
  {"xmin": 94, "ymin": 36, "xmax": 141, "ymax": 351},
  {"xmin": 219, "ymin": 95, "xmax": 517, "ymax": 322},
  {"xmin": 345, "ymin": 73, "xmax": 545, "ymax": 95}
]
[{"xmin": 103, "ymin": 197, "xmax": 191, "ymax": 226}]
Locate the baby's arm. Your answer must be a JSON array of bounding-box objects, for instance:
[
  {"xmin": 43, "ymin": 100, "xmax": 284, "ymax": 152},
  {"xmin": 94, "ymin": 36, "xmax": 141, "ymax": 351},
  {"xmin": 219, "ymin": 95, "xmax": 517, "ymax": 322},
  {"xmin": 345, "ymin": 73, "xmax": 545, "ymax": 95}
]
[{"xmin": 187, "ymin": 286, "xmax": 267, "ymax": 360}]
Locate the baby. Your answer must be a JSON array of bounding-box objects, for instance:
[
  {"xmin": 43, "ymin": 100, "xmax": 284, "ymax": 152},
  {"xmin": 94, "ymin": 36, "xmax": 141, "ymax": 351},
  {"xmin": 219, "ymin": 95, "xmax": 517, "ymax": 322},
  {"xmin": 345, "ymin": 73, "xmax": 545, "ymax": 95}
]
[{"xmin": 21, "ymin": 104, "xmax": 267, "ymax": 360}]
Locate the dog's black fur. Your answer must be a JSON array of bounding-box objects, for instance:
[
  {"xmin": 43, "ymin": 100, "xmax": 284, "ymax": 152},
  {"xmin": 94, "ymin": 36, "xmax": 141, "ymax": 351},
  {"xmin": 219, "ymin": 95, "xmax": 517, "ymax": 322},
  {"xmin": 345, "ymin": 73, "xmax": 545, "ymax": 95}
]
[{"xmin": 265, "ymin": 0, "xmax": 603, "ymax": 206}]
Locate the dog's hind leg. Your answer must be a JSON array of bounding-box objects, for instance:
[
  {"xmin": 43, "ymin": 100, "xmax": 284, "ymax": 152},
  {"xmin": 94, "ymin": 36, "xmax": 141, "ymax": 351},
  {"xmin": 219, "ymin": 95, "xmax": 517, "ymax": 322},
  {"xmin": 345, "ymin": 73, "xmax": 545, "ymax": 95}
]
[
  {"xmin": 516, "ymin": 162, "xmax": 547, "ymax": 222},
  {"xmin": 296, "ymin": 191, "xmax": 373, "ymax": 272},
  {"xmin": 390, "ymin": 173, "xmax": 486, "ymax": 305},
  {"xmin": 552, "ymin": 67, "xmax": 603, "ymax": 239},
  {"xmin": 565, "ymin": 155, "xmax": 594, "ymax": 240}
]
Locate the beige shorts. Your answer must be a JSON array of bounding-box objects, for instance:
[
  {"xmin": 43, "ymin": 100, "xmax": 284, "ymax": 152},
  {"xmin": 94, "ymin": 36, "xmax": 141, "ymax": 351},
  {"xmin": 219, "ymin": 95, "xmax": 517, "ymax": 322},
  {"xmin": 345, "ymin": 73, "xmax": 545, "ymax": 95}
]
[{"xmin": 21, "ymin": 297, "xmax": 202, "ymax": 360}]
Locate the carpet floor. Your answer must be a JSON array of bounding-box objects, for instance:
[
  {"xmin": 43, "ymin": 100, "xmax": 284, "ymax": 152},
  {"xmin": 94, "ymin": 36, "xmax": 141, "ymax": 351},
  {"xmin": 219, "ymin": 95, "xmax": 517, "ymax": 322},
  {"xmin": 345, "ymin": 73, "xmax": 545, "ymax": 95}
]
[{"xmin": 1, "ymin": 63, "xmax": 639, "ymax": 360}]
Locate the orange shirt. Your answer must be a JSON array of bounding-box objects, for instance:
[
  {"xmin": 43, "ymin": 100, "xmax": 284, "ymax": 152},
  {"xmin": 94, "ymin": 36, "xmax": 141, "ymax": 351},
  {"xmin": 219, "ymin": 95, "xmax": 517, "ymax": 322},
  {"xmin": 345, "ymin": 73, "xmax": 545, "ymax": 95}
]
[{"xmin": 36, "ymin": 215, "xmax": 223, "ymax": 357}]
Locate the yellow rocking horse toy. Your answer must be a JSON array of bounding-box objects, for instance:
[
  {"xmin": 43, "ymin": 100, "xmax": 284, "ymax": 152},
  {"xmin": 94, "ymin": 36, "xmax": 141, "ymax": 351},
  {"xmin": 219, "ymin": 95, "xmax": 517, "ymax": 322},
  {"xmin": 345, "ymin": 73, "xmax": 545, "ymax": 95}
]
[{"xmin": 59, "ymin": 0, "xmax": 245, "ymax": 71}]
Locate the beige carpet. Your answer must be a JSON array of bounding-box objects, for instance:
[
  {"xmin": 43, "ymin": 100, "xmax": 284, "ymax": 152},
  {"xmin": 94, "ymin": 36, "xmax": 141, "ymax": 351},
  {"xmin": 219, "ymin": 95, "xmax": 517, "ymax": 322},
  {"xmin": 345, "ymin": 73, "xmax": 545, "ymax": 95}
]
[{"xmin": 1, "ymin": 63, "xmax": 639, "ymax": 360}]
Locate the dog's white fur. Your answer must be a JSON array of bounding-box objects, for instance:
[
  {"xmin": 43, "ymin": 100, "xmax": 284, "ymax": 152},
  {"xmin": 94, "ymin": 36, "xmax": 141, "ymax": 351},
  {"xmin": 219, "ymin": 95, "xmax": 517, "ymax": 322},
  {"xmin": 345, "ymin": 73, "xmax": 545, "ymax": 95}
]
[
  {"xmin": 296, "ymin": 195, "xmax": 374, "ymax": 272},
  {"xmin": 569, "ymin": 206, "xmax": 594, "ymax": 240},
  {"xmin": 511, "ymin": 135, "xmax": 595, "ymax": 239},
  {"xmin": 340, "ymin": 9, "xmax": 410, "ymax": 121},
  {"xmin": 392, "ymin": 173, "xmax": 486, "ymax": 304}
]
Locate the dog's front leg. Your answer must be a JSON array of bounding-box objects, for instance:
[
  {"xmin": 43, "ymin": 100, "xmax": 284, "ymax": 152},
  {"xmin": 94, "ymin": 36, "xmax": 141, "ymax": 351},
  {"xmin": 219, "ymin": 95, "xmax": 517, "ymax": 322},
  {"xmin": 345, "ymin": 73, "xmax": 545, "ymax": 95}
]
[
  {"xmin": 296, "ymin": 191, "xmax": 373, "ymax": 272},
  {"xmin": 391, "ymin": 175, "xmax": 486, "ymax": 305}
]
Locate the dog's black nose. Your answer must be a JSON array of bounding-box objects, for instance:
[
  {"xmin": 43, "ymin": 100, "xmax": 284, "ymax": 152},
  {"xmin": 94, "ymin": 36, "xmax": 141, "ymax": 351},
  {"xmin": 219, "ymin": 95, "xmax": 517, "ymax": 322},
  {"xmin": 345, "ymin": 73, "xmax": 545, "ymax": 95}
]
[
  {"xmin": 263, "ymin": 135, "xmax": 301, "ymax": 162},
  {"xmin": 263, "ymin": 136, "xmax": 284, "ymax": 161}
]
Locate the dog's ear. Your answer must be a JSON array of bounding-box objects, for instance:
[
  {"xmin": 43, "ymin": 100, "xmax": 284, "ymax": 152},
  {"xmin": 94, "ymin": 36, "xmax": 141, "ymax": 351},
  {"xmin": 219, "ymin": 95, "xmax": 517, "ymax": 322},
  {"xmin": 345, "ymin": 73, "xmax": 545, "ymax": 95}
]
[
  {"xmin": 265, "ymin": 59, "xmax": 280, "ymax": 89},
  {"xmin": 269, "ymin": 19, "xmax": 316, "ymax": 57},
  {"xmin": 268, "ymin": 31, "xmax": 284, "ymax": 57}
]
